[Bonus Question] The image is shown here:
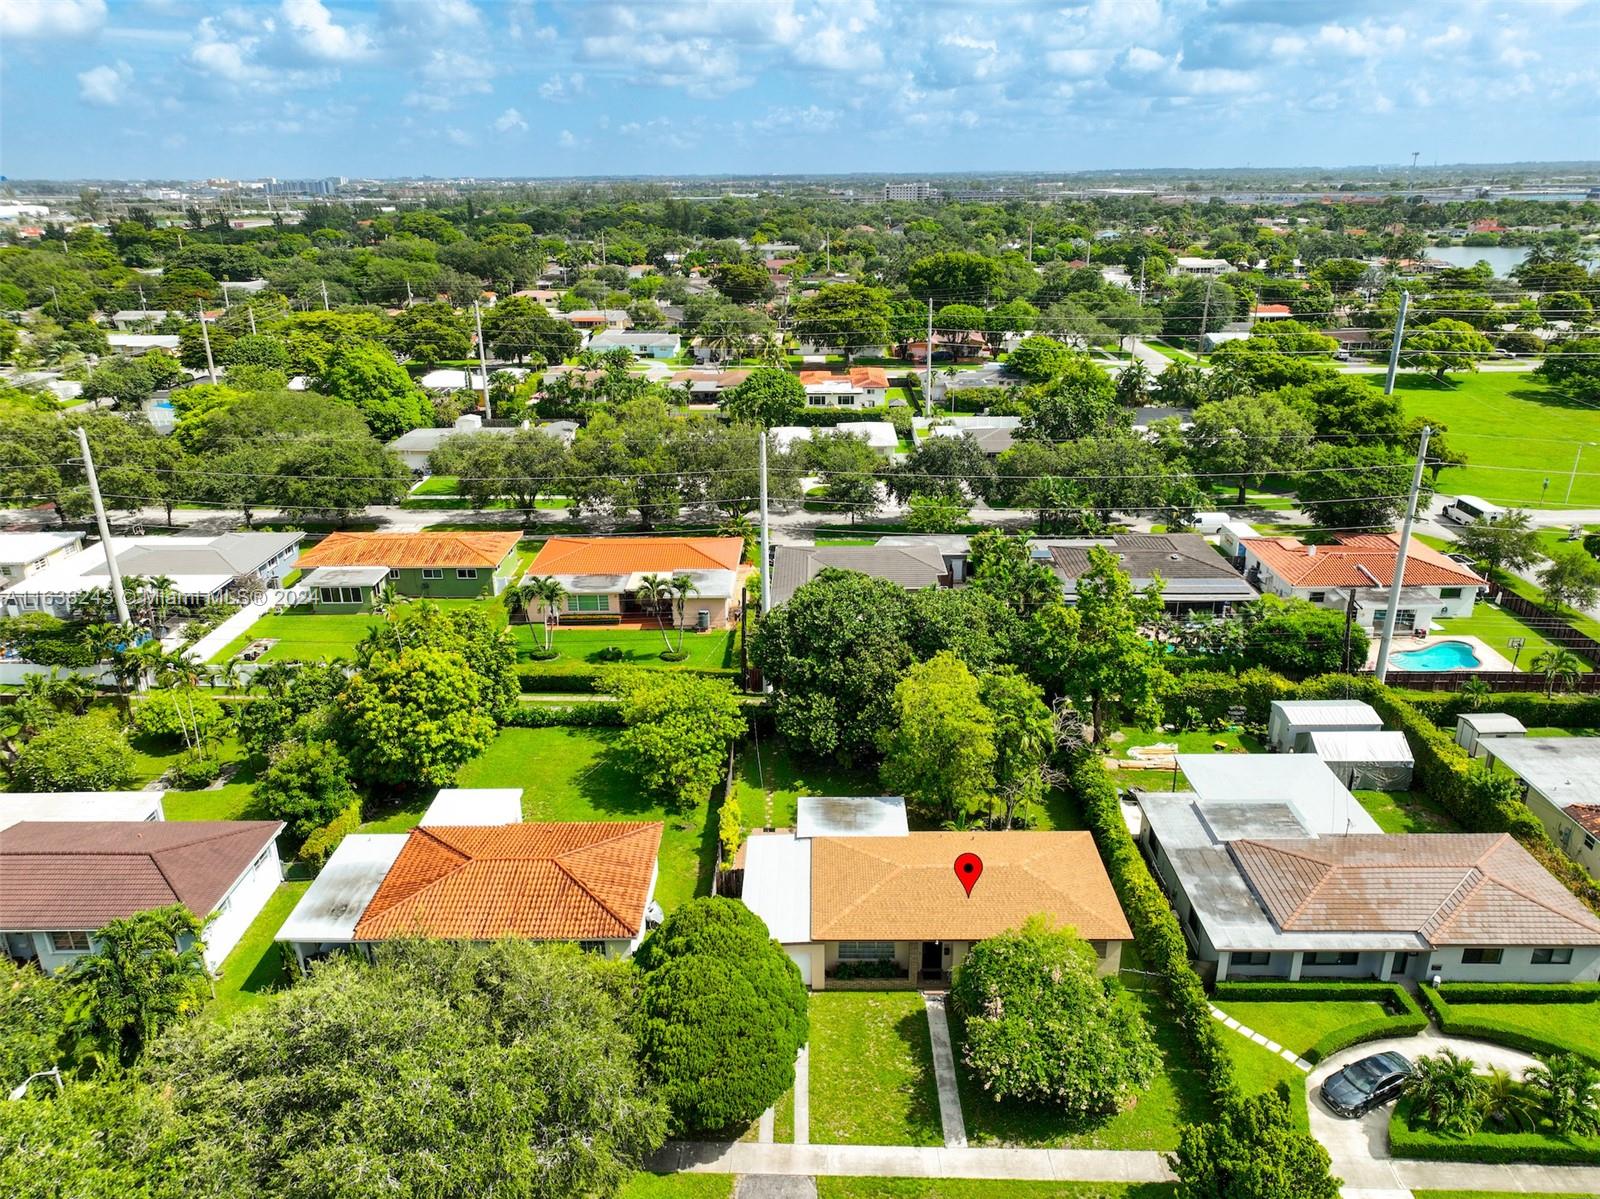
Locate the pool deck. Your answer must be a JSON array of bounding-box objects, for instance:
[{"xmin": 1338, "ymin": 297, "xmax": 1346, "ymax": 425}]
[{"xmin": 1366, "ymin": 633, "xmax": 1517, "ymax": 673}]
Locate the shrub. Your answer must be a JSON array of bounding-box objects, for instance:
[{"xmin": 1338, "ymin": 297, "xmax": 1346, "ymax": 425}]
[
  {"xmin": 1389, "ymin": 1095, "xmax": 1600, "ymax": 1165},
  {"xmin": 296, "ymin": 801, "xmax": 362, "ymax": 868},
  {"xmin": 1169, "ymin": 1082, "xmax": 1340, "ymax": 1199},
  {"xmin": 13, "ymin": 712, "xmax": 136, "ymax": 792},
  {"xmin": 516, "ymin": 661, "xmax": 734, "ymax": 692},
  {"xmin": 1161, "ymin": 667, "xmax": 1295, "ymax": 728},
  {"xmin": 167, "ymin": 756, "xmax": 224, "ymax": 790},
  {"xmin": 500, "ymin": 702, "xmax": 625, "ymax": 729},
  {"xmin": 1071, "ymin": 753, "xmax": 1239, "ymax": 1104},
  {"xmin": 257, "ymin": 741, "xmax": 360, "ymax": 840},
  {"xmin": 0, "ymin": 614, "xmax": 98, "ymax": 666},
  {"xmin": 1434, "ymin": 982, "xmax": 1600, "ymax": 1005},
  {"xmin": 951, "ymin": 917, "xmax": 1159, "ymax": 1115},
  {"xmin": 830, "ymin": 960, "xmax": 903, "ymax": 980},
  {"xmin": 717, "ymin": 796, "xmax": 743, "ymax": 869},
  {"xmin": 635, "ymin": 899, "xmax": 808, "ymax": 1135},
  {"xmin": 133, "ymin": 690, "xmax": 231, "ymax": 748}
]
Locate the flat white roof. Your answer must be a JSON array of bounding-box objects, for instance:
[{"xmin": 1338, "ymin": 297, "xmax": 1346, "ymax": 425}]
[
  {"xmin": 419, "ymin": 788, "xmax": 523, "ymax": 826},
  {"xmin": 0, "ymin": 531, "xmax": 83, "ymax": 565},
  {"xmin": 833, "ymin": 421, "xmax": 897, "ymax": 450},
  {"xmin": 1269, "ymin": 699, "xmax": 1383, "ymax": 728},
  {"xmin": 796, "ymin": 795, "xmax": 908, "ymax": 839},
  {"xmin": 1485, "ymin": 737, "xmax": 1600, "ymax": 812},
  {"xmin": 558, "ymin": 567, "xmax": 739, "ymax": 600},
  {"xmin": 1305, "ymin": 730, "xmax": 1415, "ymax": 767},
  {"xmin": 276, "ymin": 834, "xmax": 407, "ymax": 943},
  {"xmin": 0, "ymin": 791, "xmax": 164, "ymax": 831},
  {"xmin": 1176, "ymin": 754, "xmax": 1378, "ymax": 837},
  {"xmin": 1459, "ymin": 713, "xmax": 1527, "ymax": 735},
  {"xmin": 742, "ymin": 833, "xmax": 812, "ymax": 943}
]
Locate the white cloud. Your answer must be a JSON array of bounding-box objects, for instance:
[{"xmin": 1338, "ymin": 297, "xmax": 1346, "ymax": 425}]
[
  {"xmin": 493, "ymin": 106, "xmax": 528, "ymax": 133},
  {"xmin": 1314, "ymin": 23, "xmax": 1404, "ymax": 58},
  {"xmin": 1422, "ymin": 25, "xmax": 1470, "ymax": 54},
  {"xmin": 445, "ymin": 126, "xmax": 473, "ymax": 146},
  {"xmin": 1269, "ymin": 35, "xmax": 1307, "ymax": 59},
  {"xmin": 539, "ymin": 72, "xmax": 586, "ymax": 100},
  {"xmin": 281, "ymin": 0, "xmax": 374, "ymax": 62},
  {"xmin": 1124, "ymin": 46, "xmax": 1167, "ymax": 73},
  {"xmin": 1046, "ymin": 48, "xmax": 1104, "ymax": 77},
  {"xmin": 1501, "ymin": 45, "xmax": 1541, "ymax": 68},
  {"xmin": 419, "ymin": 48, "xmax": 492, "ymax": 90},
  {"xmin": 77, "ymin": 60, "xmax": 133, "ymax": 107},
  {"xmin": 0, "ymin": 0, "xmax": 106, "ymax": 39},
  {"xmin": 751, "ymin": 104, "xmax": 839, "ymax": 133},
  {"xmin": 557, "ymin": 128, "xmax": 578, "ymax": 147}
]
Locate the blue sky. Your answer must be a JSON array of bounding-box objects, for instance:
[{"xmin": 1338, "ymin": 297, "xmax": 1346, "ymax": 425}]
[{"xmin": 2, "ymin": 0, "xmax": 1597, "ymax": 180}]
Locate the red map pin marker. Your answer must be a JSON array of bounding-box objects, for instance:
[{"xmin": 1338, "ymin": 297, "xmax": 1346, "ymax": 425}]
[{"xmin": 954, "ymin": 852, "xmax": 983, "ymax": 898}]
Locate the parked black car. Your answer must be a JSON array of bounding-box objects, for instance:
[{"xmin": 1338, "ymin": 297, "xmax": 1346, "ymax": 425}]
[{"xmin": 1320, "ymin": 1051, "xmax": 1413, "ymax": 1118}]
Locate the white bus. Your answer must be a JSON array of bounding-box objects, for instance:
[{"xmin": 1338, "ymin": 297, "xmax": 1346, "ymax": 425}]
[{"xmin": 1441, "ymin": 495, "xmax": 1506, "ymax": 525}]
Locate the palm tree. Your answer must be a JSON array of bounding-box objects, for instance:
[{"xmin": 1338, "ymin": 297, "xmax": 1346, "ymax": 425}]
[
  {"xmin": 1404, "ymin": 1049, "xmax": 1487, "ymax": 1136},
  {"xmin": 501, "ymin": 582, "xmax": 531, "ymax": 625},
  {"xmin": 636, "ymin": 573, "xmax": 675, "ymax": 653},
  {"xmin": 1479, "ymin": 1067, "xmax": 1538, "ymax": 1133},
  {"xmin": 147, "ymin": 575, "xmax": 178, "ymax": 632},
  {"xmin": 524, "ymin": 576, "xmax": 567, "ymax": 655},
  {"xmin": 1524, "ymin": 1054, "xmax": 1600, "ymax": 1137},
  {"xmin": 250, "ymin": 660, "xmax": 298, "ymax": 699},
  {"xmin": 371, "ymin": 582, "xmax": 404, "ymax": 620},
  {"xmin": 668, "ymin": 574, "xmax": 701, "ymax": 654},
  {"xmin": 1458, "ymin": 676, "xmax": 1493, "ymax": 711},
  {"xmin": 1531, "ymin": 648, "xmax": 1583, "ymax": 698},
  {"xmin": 207, "ymin": 658, "xmax": 242, "ymax": 693},
  {"xmin": 73, "ymin": 586, "xmax": 115, "ymax": 624}
]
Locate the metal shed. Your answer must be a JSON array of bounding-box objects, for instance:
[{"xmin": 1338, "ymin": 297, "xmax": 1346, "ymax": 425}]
[
  {"xmin": 1267, "ymin": 699, "xmax": 1383, "ymax": 753},
  {"xmin": 1305, "ymin": 730, "xmax": 1415, "ymax": 791},
  {"xmin": 1455, "ymin": 713, "xmax": 1528, "ymax": 759}
]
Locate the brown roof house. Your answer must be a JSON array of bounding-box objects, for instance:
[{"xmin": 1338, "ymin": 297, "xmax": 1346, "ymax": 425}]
[
  {"xmin": 741, "ymin": 795, "xmax": 1131, "ymax": 988},
  {"xmin": 294, "ymin": 531, "xmax": 523, "ymax": 609},
  {"xmin": 1136, "ymin": 763, "xmax": 1600, "ymax": 983},
  {"xmin": 276, "ymin": 788, "xmax": 663, "ymax": 972},
  {"xmin": 1, "ymin": 820, "xmax": 284, "ymax": 973}
]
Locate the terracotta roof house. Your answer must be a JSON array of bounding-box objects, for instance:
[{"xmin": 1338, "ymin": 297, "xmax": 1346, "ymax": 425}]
[
  {"xmin": 769, "ymin": 543, "xmax": 949, "ymax": 607},
  {"xmin": 276, "ymin": 817, "xmax": 662, "ymax": 970},
  {"xmin": 1479, "ymin": 737, "xmax": 1600, "ymax": 881},
  {"xmin": 294, "ymin": 531, "xmax": 522, "ymax": 609},
  {"xmin": 524, "ymin": 536, "xmax": 750, "ymax": 627},
  {"xmin": 1, "ymin": 820, "xmax": 284, "ymax": 973},
  {"xmin": 1252, "ymin": 303, "xmax": 1293, "ymax": 319},
  {"xmin": 1241, "ymin": 533, "xmax": 1487, "ymax": 633},
  {"xmin": 741, "ymin": 803, "xmax": 1131, "ymax": 989},
  {"xmin": 1137, "ymin": 771, "xmax": 1600, "ymax": 983},
  {"xmin": 798, "ymin": 367, "xmax": 889, "ymax": 409},
  {"xmin": 1044, "ymin": 534, "xmax": 1259, "ymax": 616}
]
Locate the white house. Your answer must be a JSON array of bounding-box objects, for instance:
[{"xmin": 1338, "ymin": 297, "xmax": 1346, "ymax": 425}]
[
  {"xmin": 586, "ymin": 330, "xmax": 682, "ymax": 359},
  {"xmin": 799, "ymin": 367, "xmax": 890, "ymax": 408},
  {"xmin": 0, "ymin": 532, "xmax": 85, "ymax": 586},
  {"xmin": 1173, "ymin": 257, "xmax": 1236, "ymax": 276},
  {"xmin": 386, "ymin": 414, "xmax": 524, "ymax": 473},
  {"xmin": 417, "ymin": 368, "xmax": 487, "ymax": 394},
  {"xmin": 0, "ymin": 821, "xmax": 283, "ymax": 973},
  {"xmin": 110, "ymin": 309, "xmax": 170, "ymax": 332},
  {"xmin": 1241, "ymin": 533, "xmax": 1487, "ymax": 633},
  {"xmin": 107, "ymin": 333, "xmax": 180, "ymax": 354},
  {"xmin": 774, "ymin": 421, "xmax": 899, "ymax": 459},
  {"xmin": 1481, "ymin": 737, "xmax": 1600, "ymax": 879}
]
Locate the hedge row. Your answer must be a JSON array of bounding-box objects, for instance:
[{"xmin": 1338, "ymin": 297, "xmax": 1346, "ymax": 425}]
[
  {"xmin": 1419, "ymin": 984, "xmax": 1600, "ymax": 1067},
  {"xmin": 502, "ymin": 702, "xmax": 624, "ymax": 729},
  {"xmin": 1390, "ymin": 1096, "xmax": 1600, "ymax": 1165},
  {"xmin": 1071, "ymin": 754, "xmax": 1239, "ymax": 1105},
  {"xmin": 1160, "ymin": 668, "xmax": 1295, "ymax": 728},
  {"xmin": 1398, "ymin": 691, "xmax": 1600, "ymax": 731},
  {"xmin": 1211, "ymin": 981, "xmax": 1427, "ymax": 1064},
  {"xmin": 1435, "ymin": 981, "xmax": 1600, "ymax": 1005},
  {"xmin": 515, "ymin": 662, "xmax": 737, "ymax": 693},
  {"xmin": 298, "ymin": 801, "xmax": 362, "ymax": 868}
]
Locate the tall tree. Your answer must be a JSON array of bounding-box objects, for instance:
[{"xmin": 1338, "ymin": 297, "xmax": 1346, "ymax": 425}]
[
  {"xmin": 314, "ymin": 340, "xmax": 432, "ymax": 440},
  {"xmin": 720, "ymin": 367, "xmax": 804, "ymax": 427},
  {"xmin": 66, "ymin": 904, "xmax": 209, "ymax": 1067},
  {"xmin": 1184, "ymin": 393, "xmax": 1315, "ymax": 505},
  {"xmin": 1058, "ymin": 547, "xmax": 1168, "ymax": 742},
  {"xmin": 1169, "ymin": 1084, "xmax": 1341, "ymax": 1199},
  {"xmin": 878, "ymin": 652, "xmax": 996, "ymax": 824}
]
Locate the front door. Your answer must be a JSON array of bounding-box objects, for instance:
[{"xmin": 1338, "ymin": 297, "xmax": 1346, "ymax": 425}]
[{"xmin": 920, "ymin": 941, "xmax": 943, "ymax": 979}]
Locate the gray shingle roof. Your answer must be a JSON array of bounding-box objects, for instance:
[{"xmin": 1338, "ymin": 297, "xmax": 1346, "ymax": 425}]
[
  {"xmin": 1048, "ymin": 534, "xmax": 1258, "ymax": 602},
  {"xmin": 769, "ymin": 544, "xmax": 948, "ymax": 607}
]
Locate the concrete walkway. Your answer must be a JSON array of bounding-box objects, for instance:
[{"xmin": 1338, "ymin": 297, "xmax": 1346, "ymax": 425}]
[
  {"xmin": 180, "ymin": 591, "xmax": 284, "ymax": 663},
  {"xmin": 793, "ymin": 1046, "xmax": 810, "ymax": 1146},
  {"xmin": 649, "ymin": 1142, "xmax": 1174, "ymax": 1182},
  {"xmin": 922, "ymin": 994, "xmax": 967, "ymax": 1148}
]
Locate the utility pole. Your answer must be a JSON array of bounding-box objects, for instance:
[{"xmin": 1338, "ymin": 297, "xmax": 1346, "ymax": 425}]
[
  {"xmin": 823, "ymin": 234, "xmax": 830, "ymax": 274},
  {"xmin": 1341, "ymin": 589, "xmax": 1358, "ymax": 674},
  {"xmin": 138, "ymin": 284, "xmax": 147, "ymax": 308},
  {"xmin": 1026, "ymin": 221, "xmax": 1033, "ymax": 263},
  {"xmin": 222, "ymin": 285, "xmax": 230, "ymax": 310},
  {"xmin": 247, "ymin": 306, "xmax": 257, "ymax": 335},
  {"xmin": 76, "ymin": 426, "xmax": 132, "ymax": 627},
  {"xmin": 1136, "ymin": 258, "xmax": 1146, "ymax": 306},
  {"xmin": 758, "ymin": 429, "xmax": 771, "ymax": 616},
  {"xmin": 405, "ymin": 278, "xmax": 413, "ymax": 307},
  {"xmin": 1383, "ymin": 290, "xmax": 1410, "ymax": 396},
  {"xmin": 196, "ymin": 308, "xmax": 218, "ymax": 384},
  {"xmin": 320, "ymin": 280, "xmax": 330, "ymax": 311},
  {"xmin": 1198, "ymin": 278, "xmax": 1214, "ymax": 362},
  {"xmin": 1374, "ymin": 425, "xmax": 1432, "ymax": 683},
  {"xmin": 924, "ymin": 297, "xmax": 934, "ymax": 417},
  {"xmin": 473, "ymin": 299, "xmax": 492, "ymax": 420}
]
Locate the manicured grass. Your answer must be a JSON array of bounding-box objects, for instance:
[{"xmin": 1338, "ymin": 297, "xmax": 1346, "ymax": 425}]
[
  {"xmin": 808, "ymin": 992, "xmax": 944, "ymax": 1147},
  {"xmin": 412, "ymin": 475, "xmax": 461, "ymax": 496},
  {"xmin": 1443, "ymin": 998, "xmax": 1600, "ymax": 1057},
  {"xmin": 1148, "ymin": 340, "xmax": 1195, "ymax": 362},
  {"xmin": 619, "ymin": 1175, "xmax": 733, "ymax": 1199},
  {"xmin": 1212, "ymin": 1001, "xmax": 1387, "ymax": 1058},
  {"xmin": 509, "ymin": 623, "xmax": 736, "ymax": 670},
  {"xmin": 730, "ymin": 741, "xmax": 880, "ymax": 832},
  {"xmin": 955, "ymin": 984, "xmax": 1211, "ymax": 1150},
  {"xmin": 1106, "ymin": 728, "xmax": 1261, "ymax": 759},
  {"xmin": 127, "ymin": 734, "xmax": 267, "ymax": 822},
  {"xmin": 818, "ymin": 1183, "xmax": 1175, "ymax": 1199},
  {"xmin": 1415, "ymin": 1192, "xmax": 1596, "ymax": 1199},
  {"xmin": 212, "ymin": 611, "xmax": 382, "ymax": 663},
  {"xmin": 1492, "ymin": 569, "xmax": 1600, "ymax": 646},
  {"xmin": 1429, "ymin": 599, "xmax": 1590, "ymax": 672},
  {"xmin": 1355, "ymin": 789, "xmax": 1461, "ymax": 833},
  {"xmin": 1394, "ymin": 372, "xmax": 1600, "ymax": 507},
  {"xmin": 210, "ymin": 881, "xmax": 309, "ymax": 1019},
  {"xmin": 438, "ymin": 727, "xmax": 714, "ymax": 911},
  {"xmin": 1222, "ymin": 1027, "xmax": 1309, "ymax": 1130},
  {"xmin": 1391, "ymin": 1094, "xmax": 1600, "ymax": 1164},
  {"xmin": 773, "ymin": 1084, "xmax": 795, "ymax": 1143}
]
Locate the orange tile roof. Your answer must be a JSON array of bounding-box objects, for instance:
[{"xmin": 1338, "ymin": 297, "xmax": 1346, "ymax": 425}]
[
  {"xmin": 849, "ymin": 366, "xmax": 889, "ymax": 388},
  {"xmin": 297, "ymin": 531, "xmax": 520, "ymax": 570},
  {"xmin": 798, "ymin": 370, "xmax": 842, "ymax": 386},
  {"xmin": 354, "ymin": 822, "xmax": 662, "ymax": 941},
  {"xmin": 1253, "ymin": 304, "xmax": 1292, "ymax": 315},
  {"xmin": 528, "ymin": 536, "xmax": 745, "ymax": 575},
  {"xmin": 1243, "ymin": 533, "xmax": 1485, "ymax": 590},
  {"xmin": 810, "ymin": 831, "xmax": 1131, "ymax": 943}
]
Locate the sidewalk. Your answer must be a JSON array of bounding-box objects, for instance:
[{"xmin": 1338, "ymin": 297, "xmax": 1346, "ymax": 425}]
[{"xmin": 648, "ymin": 1142, "xmax": 1174, "ymax": 1183}]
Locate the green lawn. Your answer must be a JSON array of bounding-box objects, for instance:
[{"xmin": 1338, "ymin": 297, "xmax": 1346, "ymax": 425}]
[
  {"xmin": 412, "ymin": 475, "xmax": 461, "ymax": 496},
  {"xmin": 1415, "ymin": 1193, "xmax": 1595, "ymax": 1199},
  {"xmin": 956, "ymin": 983, "xmax": 1211, "ymax": 1150},
  {"xmin": 730, "ymin": 742, "xmax": 879, "ymax": 832},
  {"xmin": 1222, "ymin": 1028, "xmax": 1309, "ymax": 1130},
  {"xmin": 818, "ymin": 1183, "xmax": 1175, "ymax": 1199},
  {"xmin": 1355, "ymin": 789, "xmax": 1461, "ymax": 833},
  {"xmin": 510, "ymin": 623, "xmax": 737, "ymax": 669},
  {"xmin": 1428, "ymin": 599, "xmax": 1591, "ymax": 673},
  {"xmin": 426, "ymin": 727, "xmax": 717, "ymax": 911},
  {"xmin": 1442, "ymin": 998, "xmax": 1600, "ymax": 1059},
  {"xmin": 126, "ymin": 734, "xmax": 269, "ymax": 822},
  {"xmin": 1102, "ymin": 728, "xmax": 1260, "ymax": 793},
  {"xmin": 1213, "ymin": 1001, "xmax": 1388, "ymax": 1058},
  {"xmin": 1394, "ymin": 372, "xmax": 1600, "ymax": 507},
  {"xmin": 210, "ymin": 881, "xmax": 308, "ymax": 1019},
  {"xmin": 211, "ymin": 611, "xmax": 383, "ymax": 663},
  {"xmin": 619, "ymin": 1176, "xmax": 733, "ymax": 1199},
  {"xmin": 1148, "ymin": 340, "xmax": 1195, "ymax": 362},
  {"xmin": 809, "ymin": 992, "xmax": 944, "ymax": 1147}
]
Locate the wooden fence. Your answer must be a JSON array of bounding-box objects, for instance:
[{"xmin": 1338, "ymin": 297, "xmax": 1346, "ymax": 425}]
[
  {"xmin": 1378, "ymin": 670, "xmax": 1600, "ymax": 694},
  {"xmin": 1490, "ymin": 589, "xmax": 1600, "ymax": 663}
]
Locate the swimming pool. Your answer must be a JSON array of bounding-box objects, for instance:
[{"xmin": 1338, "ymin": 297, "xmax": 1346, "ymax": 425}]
[{"xmin": 1390, "ymin": 639, "xmax": 1481, "ymax": 671}]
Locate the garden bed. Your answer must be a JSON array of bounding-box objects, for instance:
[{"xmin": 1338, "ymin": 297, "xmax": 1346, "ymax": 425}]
[{"xmin": 1390, "ymin": 1095, "xmax": 1600, "ymax": 1165}]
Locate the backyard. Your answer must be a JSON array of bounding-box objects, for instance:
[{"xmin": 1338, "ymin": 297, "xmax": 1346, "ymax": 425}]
[
  {"xmin": 1354, "ymin": 789, "xmax": 1460, "ymax": 834},
  {"xmin": 209, "ymin": 881, "xmax": 310, "ymax": 1020},
  {"xmin": 1395, "ymin": 372, "xmax": 1600, "ymax": 508},
  {"xmin": 808, "ymin": 991, "xmax": 944, "ymax": 1147}
]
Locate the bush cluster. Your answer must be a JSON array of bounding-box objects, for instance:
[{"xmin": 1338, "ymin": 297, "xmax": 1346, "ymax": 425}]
[
  {"xmin": 516, "ymin": 661, "xmax": 736, "ymax": 693},
  {"xmin": 1071, "ymin": 753, "xmax": 1238, "ymax": 1104},
  {"xmin": 830, "ymin": 960, "xmax": 903, "ymax": 981},
  {"xmin": 1399, "ymin": 690, "xmax": 1600, "ymax": 730},
  {"xmin": 500, "ymin": 702, "xmax": 625, "ymax": 729},
  {"xmin": 297, "ymin": 801, "xmax": 363, "ymax": 868},
  {"xmin": 167, "ymin": 756, "xmax": 224, "ymax": 791},
  {"xmin": 1389, "ymin": 1096, "xmax": 1600, "ymax": 1165}
]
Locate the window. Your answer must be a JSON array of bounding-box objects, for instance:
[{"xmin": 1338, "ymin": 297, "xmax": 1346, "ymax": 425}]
[
  {"xmin": 318, "ymin": 586, "xmax": 365, "ymax": 604},
  {"xmin": 253, "ymin": 847, "xmax": 271, "ymax": 871},
  {"xmin": 1308, "ymin": 591, "xmax": 1326, "ymax": 603},
  {"xmin": 578, "ymin": 940, "xmax": 607, "ymax": 955},
  {"xmin": 569, "ymin": 594, "xmax": 611, "ymax": 612},
  {"xmin": 1439, "ymin": 587, "xmax": 1463, "ymax": 599},
  {"xmin": 1306, "ymin": 951, "xmax": 1359, "ymax": 966},
  {"xmin": 1461, "ymin": 948, "xmax": 1503, "ymax": 965},
  {"xmin": 1586, "ymin": 833, "xmax": 1597, "ymax": 851},
  {"xmin": 455, "ymin": 568, "xmax": 478, "ymax": 580},
  {"xmin": 421, "ymin": 568, "xmax": 443, "ymax": 580},
  {"xmin": 49, "ymin": 931, "xmax": 90, "ymax": 952},
  {"xmin": 387, "ymin": 568, "xmax": 400, "ymax": 580},
  {"xmin": 1232, "ymin": 952, "xmax": 1271, "ymax": 967},
  {"xmin": 837, "ymin": 941, "xmax": 895, "ymax": 962},
  {"xmin": 1532, "ymin": 948, "xmax": 1573, "ymax": 965}
]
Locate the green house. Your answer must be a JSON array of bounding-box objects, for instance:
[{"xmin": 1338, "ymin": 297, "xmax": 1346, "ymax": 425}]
[{"xmin": 294, "ymin": 532, "xmax": 523, "ymax": 603}]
